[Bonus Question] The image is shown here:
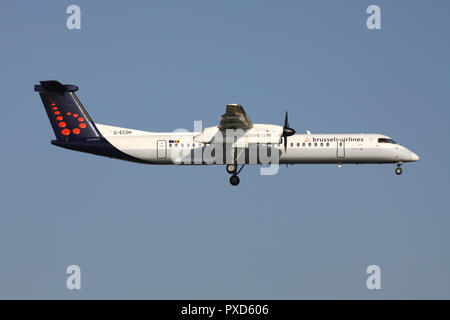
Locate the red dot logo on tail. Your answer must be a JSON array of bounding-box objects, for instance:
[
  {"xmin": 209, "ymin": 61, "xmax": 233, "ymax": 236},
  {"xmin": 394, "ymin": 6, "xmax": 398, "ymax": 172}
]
[{"xmin": 61, "ymin": 128, "xmax": 70, "ymax": 136}]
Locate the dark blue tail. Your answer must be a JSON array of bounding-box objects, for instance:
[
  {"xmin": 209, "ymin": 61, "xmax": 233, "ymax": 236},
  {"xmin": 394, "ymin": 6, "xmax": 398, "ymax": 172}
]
[
  {"xmin": 35, "ymin": 80, "xmax": 101, "ymax": 140},
  {"xmin": 35, "ymin": 80, "xmax": 145, "ymax": 163}
]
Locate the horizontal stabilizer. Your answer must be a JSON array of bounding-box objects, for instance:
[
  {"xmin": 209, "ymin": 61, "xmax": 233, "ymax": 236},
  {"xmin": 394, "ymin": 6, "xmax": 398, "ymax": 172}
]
[{"xmin": 34, "ymin": 80, "xmax": 79, "ymax": 93}]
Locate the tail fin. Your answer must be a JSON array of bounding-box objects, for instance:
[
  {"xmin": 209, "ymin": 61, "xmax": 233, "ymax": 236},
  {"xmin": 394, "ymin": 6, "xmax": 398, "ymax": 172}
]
[{"xmin": 35, "ymin": 80, "xmax": 101, "ymax": 140}]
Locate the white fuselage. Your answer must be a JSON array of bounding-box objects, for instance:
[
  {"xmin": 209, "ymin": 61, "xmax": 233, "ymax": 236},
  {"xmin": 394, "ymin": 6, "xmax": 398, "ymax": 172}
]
[{"xmin": 95, "ymin": 123, "xmax": 419, "ymax": 165}]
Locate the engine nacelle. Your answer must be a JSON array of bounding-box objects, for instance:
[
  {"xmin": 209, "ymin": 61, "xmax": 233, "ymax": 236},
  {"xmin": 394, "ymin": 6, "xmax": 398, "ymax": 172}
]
[
  {"xmin": 194, "ymin": 124, "xmax": 283, "ymax": 146},
  {"xmin": 235, "ymin": 124, "xmax": 283, "ymax": 146}
]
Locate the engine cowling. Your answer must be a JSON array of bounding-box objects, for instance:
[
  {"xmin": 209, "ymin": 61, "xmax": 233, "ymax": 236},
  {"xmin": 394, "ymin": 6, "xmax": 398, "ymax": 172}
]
[{"xmin": 194, "ymin": 124, "xmax": 283, "ymax": 146}]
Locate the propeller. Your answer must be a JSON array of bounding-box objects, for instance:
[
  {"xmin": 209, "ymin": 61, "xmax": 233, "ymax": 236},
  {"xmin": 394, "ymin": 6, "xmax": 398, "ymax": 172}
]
[{"xmin": 282, "ymin": 111, "xmax": 296, "ymax": 151}]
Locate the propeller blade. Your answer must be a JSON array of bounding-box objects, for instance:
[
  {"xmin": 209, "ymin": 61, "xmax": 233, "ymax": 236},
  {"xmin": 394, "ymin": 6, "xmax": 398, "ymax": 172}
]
[
  {"xmin": 284, "ymin": 111, "xmax": 289, "ymax": 129},
  {"xmin": 282, "ymin": 110, "xmax": 295, "ymax": 152}
]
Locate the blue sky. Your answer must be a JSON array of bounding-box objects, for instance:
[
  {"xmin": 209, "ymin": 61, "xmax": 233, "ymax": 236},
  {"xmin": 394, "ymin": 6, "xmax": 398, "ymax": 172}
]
[{"xmin": 1, "ymin": 0, "xmax": 449, "ymax": 299}]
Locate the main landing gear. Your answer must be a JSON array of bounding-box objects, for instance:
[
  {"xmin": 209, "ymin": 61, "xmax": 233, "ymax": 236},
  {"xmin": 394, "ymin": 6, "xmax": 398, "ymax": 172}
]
[
  {"xmin": 395, "ymin": 163, "xmax": 403, "ymax": 175},
  {"xmin": 226, "ymin": 164, "xmax": 236, "ymax": 174},
  {"xmin": 230, "ymin": 175, "xmax": 240, "ymax": 186},
  {"xmin": 226, "ymin": 164, "xmax": 245, "ymax": 186}
]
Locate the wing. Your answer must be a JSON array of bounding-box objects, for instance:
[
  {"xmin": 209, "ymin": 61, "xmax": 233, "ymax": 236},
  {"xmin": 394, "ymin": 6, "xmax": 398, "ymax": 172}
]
[{"xmin": 218, "ymin": 104, "xmax": 253, "ymax": 131}]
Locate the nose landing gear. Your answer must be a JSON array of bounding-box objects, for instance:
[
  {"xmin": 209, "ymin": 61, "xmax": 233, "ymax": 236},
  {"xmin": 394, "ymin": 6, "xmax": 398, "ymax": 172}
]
[
  {"xmin": 226, "ymin": 164, "xmax": 245, "ymax": 186},
  {"xmin": 395, "ymin": 163, "xmax": 403, "ymax": 175}
]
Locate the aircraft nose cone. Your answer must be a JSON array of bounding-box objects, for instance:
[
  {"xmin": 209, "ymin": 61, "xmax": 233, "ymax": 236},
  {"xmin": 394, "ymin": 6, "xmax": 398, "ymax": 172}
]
[{"xmin": 411, "ymin": 152, "xmax": 420, "ymax": 161}]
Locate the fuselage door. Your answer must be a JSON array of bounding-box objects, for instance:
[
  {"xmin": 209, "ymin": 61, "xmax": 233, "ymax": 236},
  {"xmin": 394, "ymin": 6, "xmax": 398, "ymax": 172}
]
[
  {"xmin": 337, "ymin": 140, "xmax": 345, "ymax": 158},
  {"xmin": 157, "ymin": 140, "xmax": 167, "ymax": 159}
]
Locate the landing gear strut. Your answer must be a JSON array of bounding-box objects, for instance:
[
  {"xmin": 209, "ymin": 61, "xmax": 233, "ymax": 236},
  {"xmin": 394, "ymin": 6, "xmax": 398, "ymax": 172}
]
[
  {"xmin": 395, "ymin": 163, "xmax": 403, "ymax": 175},
  {"xmin": 226, "ymin": 164, "xmax": 236, "ymax": 174},
  {"xmin": 227, "ymin": 164, "xmax": 245, "ymax": 186}
]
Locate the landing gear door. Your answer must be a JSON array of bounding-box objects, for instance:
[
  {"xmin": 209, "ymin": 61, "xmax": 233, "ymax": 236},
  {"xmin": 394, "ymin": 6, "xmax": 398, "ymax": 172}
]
[
  {"xmin": 157, "ymin": 140, "xmax": 167, "ymax": 159},
  {"xmin": 337, "ymin": 140, "xmax": 345, "ymax": 158}
]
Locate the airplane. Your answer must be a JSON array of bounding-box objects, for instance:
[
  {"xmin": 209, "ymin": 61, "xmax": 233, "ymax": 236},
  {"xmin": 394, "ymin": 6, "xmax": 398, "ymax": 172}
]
[{"xmin": 35, "ymin": 80, "xmax": 419, "ymax": 186}]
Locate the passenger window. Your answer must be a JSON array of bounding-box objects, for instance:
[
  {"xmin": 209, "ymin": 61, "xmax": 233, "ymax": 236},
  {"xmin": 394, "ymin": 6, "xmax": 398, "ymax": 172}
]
[
  {"xmin": 290, "ymin": 143, "xmax": 293, "ymax": 147},
  {"xmin": 297, "ymin": 143, "xmax": 300, "ymax": 147},
  {"xmin": 308, "ymin": 143, "xmax": 311, "ymax": 147},
  {"xmin": 320, "ymin": 143, "xmax": 323, "ymax": 147},
  {"xmin": 175, "ymin": 144, "xmax": 178, "ymax": 148},
  {"xmin": 169, "ymin": 144, "xmax": 172, "ymax": 148},
  {"xmin": 326, "ymin": 143, "xmax": 329, "ymax": 147},
  {"xmin": 192, "ymin": 143, "xmax": 195, "ymax": 147},
  {"xmin": 339, "ymin": 142, "xmax": 342, "ymax": 146},
  {"xmin": 303, "ymin": 143, "xmax": 306, "ymax": 147}
]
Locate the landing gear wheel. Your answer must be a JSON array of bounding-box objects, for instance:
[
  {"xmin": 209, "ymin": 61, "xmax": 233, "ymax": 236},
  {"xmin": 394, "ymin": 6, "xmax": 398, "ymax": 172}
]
[
  {"xmin": 226, "ymin": 164, "xmax": 236, "ymax": 174},
  {"xmin": 230, "ymin": 175, "xmax": 240, "ymax": 186},
  {"xmin": 395, "ymin": 167, "xmax": 402, "ymax": 175}
]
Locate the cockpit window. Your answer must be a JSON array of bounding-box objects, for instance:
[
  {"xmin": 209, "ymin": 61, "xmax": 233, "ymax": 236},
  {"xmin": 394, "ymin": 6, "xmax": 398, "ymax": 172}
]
[{"xmin": 378, "ymin": 138, "xmax": 397, "ymax": 144}]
